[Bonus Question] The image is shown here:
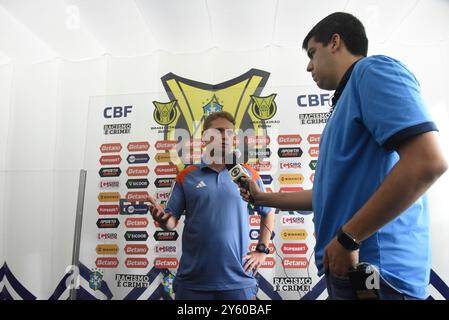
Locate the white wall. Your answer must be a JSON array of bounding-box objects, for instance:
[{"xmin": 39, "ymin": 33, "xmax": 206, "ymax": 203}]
[{"xmin": 0, "ymin": 0, "xmax": 448, "ymax": 299}]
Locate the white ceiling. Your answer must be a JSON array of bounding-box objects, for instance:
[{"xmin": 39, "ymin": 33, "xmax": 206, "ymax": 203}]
[{"xmin": 0, "ymin": 0, "xmax": 448, "ymax": 65}]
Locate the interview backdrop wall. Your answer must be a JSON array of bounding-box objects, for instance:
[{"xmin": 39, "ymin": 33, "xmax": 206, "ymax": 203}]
[{"xmin": 0, "ymin": 0, "xmax": 448, "ymax": 300}]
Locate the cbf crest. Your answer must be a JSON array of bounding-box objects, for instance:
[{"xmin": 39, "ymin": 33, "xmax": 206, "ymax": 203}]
[
  {"xmin": 152, "ymin": 69, "xmax": 277, "ymax": 168},
  {"xmin": 89, "ymin": 269, "xmax": 103, "ymax": 291}
]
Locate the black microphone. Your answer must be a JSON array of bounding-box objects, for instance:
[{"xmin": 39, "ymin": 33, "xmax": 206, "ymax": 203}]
[{"xmin": 226, "ymin": 153, "xmax": 255, "ymax": 208}]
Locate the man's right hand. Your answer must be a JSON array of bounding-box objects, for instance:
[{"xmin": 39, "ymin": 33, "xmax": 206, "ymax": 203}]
[
  {"xmin": 239, "ymin": 176, "xmax": 263, "ymax": 205},
  {"xmin": 150, "ymin": 203, "xmax": 172, "ymax": 228}
]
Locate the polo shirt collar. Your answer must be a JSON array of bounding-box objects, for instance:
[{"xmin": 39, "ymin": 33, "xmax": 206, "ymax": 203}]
[{"xmin": 331, "ymin": 58, "xmax": 362, "ymax": 107}]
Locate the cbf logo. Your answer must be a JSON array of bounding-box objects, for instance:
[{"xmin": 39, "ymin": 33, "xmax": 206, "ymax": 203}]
[
  {"xmin": 162, "ymin": 270, "xmax": 175, "ymax": 295},
  {"xmin": 89, "ymin": 269, "xmax": 104, "ymax": 291},
  {"xmin": 152, "ymin": 69, "xmax": 276, "ymax": 169},
  {"xmin": 202, "ymin": 95, "xmax": 223, "ymax": 117}
]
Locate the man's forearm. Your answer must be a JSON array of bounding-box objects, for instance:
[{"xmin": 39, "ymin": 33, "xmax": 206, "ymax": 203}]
[
  {"xmin": 254, "ymin": 189, "xmax": 313, "ymax": 211},
  {"xmin": 344, "ymin": 156, "xmax": 446, "ymax": 243},
  {"xmin": 258, "ymin": 212, "xmax": 275, "ymax": 245}
]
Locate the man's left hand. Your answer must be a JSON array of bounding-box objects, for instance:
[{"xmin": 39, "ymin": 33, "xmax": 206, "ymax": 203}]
[
  {"xmin": 243, "ymin": 251, "xmax": 267, "ymax": 276},
  {"xmin": 323, "ymin": 237, "xmax": 359, "ymax": 277}
]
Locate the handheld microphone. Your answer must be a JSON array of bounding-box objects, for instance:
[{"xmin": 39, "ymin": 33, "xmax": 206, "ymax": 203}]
[
  {"xmin": 227, "ymin": 163, "xmax": 256, "ymax": 209},
  {"xmin": 225, "ymin": 149, "xmax": 248, "ymax": 190}
]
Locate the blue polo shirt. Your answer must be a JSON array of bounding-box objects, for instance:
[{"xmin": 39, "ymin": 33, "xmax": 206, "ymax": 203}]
[
  {"xmin": 313, "ymin": 55, "xmax": 438, "ymax": 299},
  {"xmin": 165, "ymin": 161, "xmax": 272, "ymax": 291}
]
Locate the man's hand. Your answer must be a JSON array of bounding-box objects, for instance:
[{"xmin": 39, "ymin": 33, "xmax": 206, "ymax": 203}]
[
  {"xmin": 323, "ymin": 237, "xmax": 359, "ymax": 277},
  {"xmin": 239, "ymin": 176, "xmax": 263, "ymax": 205},
  {"xmin": 243, "ymin": 251, "xmax": 267, "ymax": 276},
  {"xmin": 150, "ymin": 203, "xmax": 172, "ymax": 228}
]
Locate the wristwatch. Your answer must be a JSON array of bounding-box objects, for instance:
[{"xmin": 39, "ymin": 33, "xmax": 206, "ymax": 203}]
[
  {"xmin": 255, "ymin": 243, "xmax": 270, "ymax": 254},
  {"xmin": 336, "ymin": 226, "xmax": 361, "ymax": 251}
]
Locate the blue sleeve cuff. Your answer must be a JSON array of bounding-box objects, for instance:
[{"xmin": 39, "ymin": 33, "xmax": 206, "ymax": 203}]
[{"xmin": 383, "ymin": 121, "xmax": 438, "ymax": 151}]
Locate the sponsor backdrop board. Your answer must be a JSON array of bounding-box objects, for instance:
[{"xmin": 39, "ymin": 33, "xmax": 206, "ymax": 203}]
[{"xmin": 77, "ymin": 70, "xmax": 448, "ymax": 300}]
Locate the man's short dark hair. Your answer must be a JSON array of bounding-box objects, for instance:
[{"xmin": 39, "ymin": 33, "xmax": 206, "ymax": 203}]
[
  {"xmin": 302, "ymin": 12, "xmax": 368, "ymax": 57},
  {"xmin": 202, "ymin": 111, "xmax": 235, "ymax": 132}
]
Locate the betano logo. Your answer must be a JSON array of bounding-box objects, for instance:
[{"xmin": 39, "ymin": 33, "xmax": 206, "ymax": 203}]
[
  {"xmin": 125, "ymin": 258, "xmax": 148, "ymax": 269},
  {"xmin": 127, "ymin": 166, "xmax": 150, "ymax": 176},
  {"xmin": 282, "ymin": 257, "xmax": 308, "ymax": 269},
  {"xmin": 309, "ymin": 147, "xmax": 319, "ymax": 158},
  {"xmin": 127, "ymin": 141, "xmax": 150, "ymax": 152},
  {"xmin": 125, "ymin": 244, "xmax": 148, "ymax": 255},
  {"xmin": 96, "ymin": 257, "xmax": 119, "ymax": 268},
  {"xmin": 307, "ymin": 134, "xmax": 321, "ymax": 145},
  {"xmin": 259, "ymin": 257, "xmax": 276, "ymax": 268},
  {"xmin": 249, "ymin": 215, "xmax": 261, "ymax": 227},
  {"xmin": 125, "ymin": 217, "xmax": 149, "ymax": 228},
  {"xmin": 125, "ymin": 192, "xmax": 151, "ymax": 202},
  {"xmin": 100, "ymin": 143, "xmax": 122, "ymax": 153},
  {"xmin": 154, "ymin": 257, "xmax": 179, "ymax": 269},
  {"xmin": 281, "ymin": 229, "xmax": 308, "ymax": 240},
  {"xmin": 277, "ymin": 134, "xmax": 302, "ymax": 145},
  {"xmin": 155, "ymin": 140, "xmax": 177, "ymax": 150},
  {"xmin": 247, "ymin": 136, "xmax": 270, "ymax": 146}
]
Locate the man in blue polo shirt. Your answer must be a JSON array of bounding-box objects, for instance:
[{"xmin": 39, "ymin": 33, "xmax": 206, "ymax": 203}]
[
  {"xmin": 240, "ymin": 12, "xmax": 447, "ymax": 299},
  {"xmin": 151, "ymin": 111, "xmax": 274, "ymax": 300}
]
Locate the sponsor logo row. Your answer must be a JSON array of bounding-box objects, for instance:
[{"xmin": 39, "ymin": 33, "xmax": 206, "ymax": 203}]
[
  {"xmin": 94, "ymin": 256, "xmax": 309, "ymax": 269},
  {"xmin": 249, "ymin": 215, "xmax": 305, "ymax": 227},
  {"xmin": 96, "ymin": 244, "xmax": 177, "ymax": 255},
  {"xmin": 99, "ymin": 135, "xmax": 320, "ymax": 155},
  {"xmin": 249, "ymin": 228, "xmax": 308, "ymax": 241},
  {"xmin": 99, "ymin": 165, "xmax": 177, "ymax": 177},
  {"xmin": 98, "ymin": 231, "xmax": 179, "ymax": 242},
  {"xmin": 95, "ymin": 257, "xmax": 179, "ymax": 269}
]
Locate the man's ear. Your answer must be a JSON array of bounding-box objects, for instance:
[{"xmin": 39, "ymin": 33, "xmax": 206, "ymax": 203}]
[{"xmin": 330, "ymin": 33, "xmax": 342, "ymax": 52}]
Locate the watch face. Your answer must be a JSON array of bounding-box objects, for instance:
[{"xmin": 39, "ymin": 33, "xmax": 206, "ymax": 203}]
[{"xmin": 256, "ymin": 244, "xmax": 267, "ymax": 253}]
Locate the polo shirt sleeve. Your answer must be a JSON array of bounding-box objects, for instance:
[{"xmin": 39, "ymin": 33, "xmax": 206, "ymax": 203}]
[
  {"xmin": 357, "ymin": 57, "xmax": 438, "ymax": 151},
  {"xmin": 165, "ymin": 180, "xmax": 185, "ymax": 219}
]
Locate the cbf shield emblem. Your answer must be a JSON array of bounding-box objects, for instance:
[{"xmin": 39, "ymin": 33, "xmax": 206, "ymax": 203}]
[
  {"xmin": 162, "ymin": 270, "xmax": 175, "ymax": 296},
  {"xmin": 89, "ymin": 270, "xmax": 103, "ymax": 291},
  {"xmin": 153, "ymin": 69, "xmax": 273, "ymax": 168},
  {"xmin": 202, "ymin": 95, "xmax": 223, "ymax": 117},
  {"xmin": 153, "ymin": 101, "xmax": 178, "ymax": 125}
]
